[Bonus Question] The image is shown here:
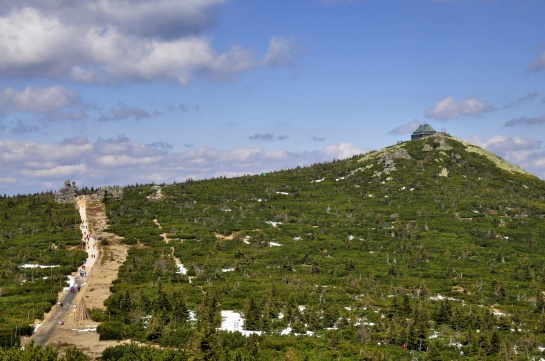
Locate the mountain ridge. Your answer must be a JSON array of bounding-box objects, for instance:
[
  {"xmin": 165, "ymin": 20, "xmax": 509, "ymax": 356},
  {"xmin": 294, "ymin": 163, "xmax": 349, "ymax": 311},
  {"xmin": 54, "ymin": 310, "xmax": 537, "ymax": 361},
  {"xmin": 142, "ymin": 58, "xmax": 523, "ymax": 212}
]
[{"xmin": 2, "ymin": 134, "xmax": 545, "ymax": 360}]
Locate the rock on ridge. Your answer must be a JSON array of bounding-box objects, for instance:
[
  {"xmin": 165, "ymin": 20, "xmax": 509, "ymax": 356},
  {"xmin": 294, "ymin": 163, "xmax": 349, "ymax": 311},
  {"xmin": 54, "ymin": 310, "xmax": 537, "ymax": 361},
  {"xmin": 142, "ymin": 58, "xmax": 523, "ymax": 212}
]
[{"xmin": 54, "ymin": 180, "xmax": 78, "ymax": 203}]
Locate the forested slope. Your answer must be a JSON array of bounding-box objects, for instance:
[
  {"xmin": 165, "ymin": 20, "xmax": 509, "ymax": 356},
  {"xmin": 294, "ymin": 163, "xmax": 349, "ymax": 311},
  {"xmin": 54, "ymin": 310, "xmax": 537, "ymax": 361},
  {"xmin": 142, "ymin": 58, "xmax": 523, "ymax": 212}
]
[
  {"xmin": 3, "ymin": 134, "xmax": 545, "ymax": 360},
  {"xmin": 96, "ymin": 134, "xmax": 545, "ymax": 360},
  {"xmin": 0, "ymin": 192, "xmax": 86, "ymax": 347}
]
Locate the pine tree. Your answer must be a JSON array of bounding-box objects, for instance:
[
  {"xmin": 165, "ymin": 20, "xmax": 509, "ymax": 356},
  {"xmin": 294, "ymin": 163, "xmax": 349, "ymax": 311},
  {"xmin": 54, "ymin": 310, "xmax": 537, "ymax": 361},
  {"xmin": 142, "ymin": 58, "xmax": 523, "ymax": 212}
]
[
  {"xmin": 488, "ymin": 330, "xmax": 501, "ymax": 355},
  {"xmin": 170, "ymin": 292, "xmax": 190, "ymax": 326},
  {"xmin": 197, "ymin": 291, "xmax": 222, "ymax": 330},
  {"xmin": 426, "ymin": 341, "xmax": 441, "ymax": 361},
  {"xmin": 433, "ymin": 299, "xmax": 451, "ymax": 325},
  {"xmin": 401, "ymin": 294, "xmax": 412, "ymax": 317},
  {"xmin": 145, "ymin": 310, "xmax": 165, "ymax": 341},
  {"xmin": 283, "ymin": 294, "xmax": 299, "ymax": 325},
  {"xmin": 243, "ymin": 295, "xmax": 262, "ymax": 331}
]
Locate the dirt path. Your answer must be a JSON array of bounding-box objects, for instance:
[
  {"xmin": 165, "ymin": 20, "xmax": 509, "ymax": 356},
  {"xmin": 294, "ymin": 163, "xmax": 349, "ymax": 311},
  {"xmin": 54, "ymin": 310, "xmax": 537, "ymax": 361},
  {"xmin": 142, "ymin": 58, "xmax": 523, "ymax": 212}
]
[
  {"xmin": 153, "ymin": 217, "xmax": 183, "ymax": 267},
  {"xmin": 25, "ymin": 195, "xmax": 130, "ymax": 360}
]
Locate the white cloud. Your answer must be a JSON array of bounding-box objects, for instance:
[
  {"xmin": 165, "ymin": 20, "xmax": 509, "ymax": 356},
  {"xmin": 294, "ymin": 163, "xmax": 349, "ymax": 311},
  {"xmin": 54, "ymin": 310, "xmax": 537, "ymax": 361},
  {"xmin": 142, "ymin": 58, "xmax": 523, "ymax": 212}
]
[
  {"xmin": 425, "ymin": 96, "xmax": 494, "ymax": 120},
  {"xmin": 0, "ymin": 86, "xmax": 78, "ymax": 113},
  {"xmin": 0, "ymin": 7, "xmax": 75, "ymax": 77},
  {"xmin": 388, "ymin": 119, "xmax": 421, "ymax": 135},
  {"xmin": 0, "ymin": 138, "xmax": 370, "ymax": 196},
  {"xmin": 0, "ymin": 4, "xmax": 297, "ymax": 84},
  {"xmin": 0, "ymin": 0, "xmax": 225, "ymax": 39},
  {"xmin": 21, "ymin": 164, "xmax": 88, "ymax": 178},
  {"xmin": 322, "ymin": 143, "xmax": 367, "ymax": 159},
  {"xmin": 82, "ymin": 0, "xmax": 225, "ymax": 39}
]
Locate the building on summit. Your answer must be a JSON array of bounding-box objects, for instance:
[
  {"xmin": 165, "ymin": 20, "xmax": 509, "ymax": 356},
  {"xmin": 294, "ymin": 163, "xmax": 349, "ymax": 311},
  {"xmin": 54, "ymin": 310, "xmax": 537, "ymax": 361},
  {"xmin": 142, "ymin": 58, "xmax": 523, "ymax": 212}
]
[{"xmin": 411, "ymin": 124, "xmax": 437, "ymax": 140}]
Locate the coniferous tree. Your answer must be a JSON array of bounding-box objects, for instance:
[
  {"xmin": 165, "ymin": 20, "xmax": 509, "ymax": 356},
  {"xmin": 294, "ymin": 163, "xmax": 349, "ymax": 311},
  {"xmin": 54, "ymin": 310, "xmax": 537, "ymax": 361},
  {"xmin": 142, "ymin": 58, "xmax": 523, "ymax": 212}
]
[
  {"xmin": 243, "ymin": 295, "xmax": 262, "ymax": 331},
  {"xmin": 170, "ymin": 292, "xmax": 190, "ymax": 325}
]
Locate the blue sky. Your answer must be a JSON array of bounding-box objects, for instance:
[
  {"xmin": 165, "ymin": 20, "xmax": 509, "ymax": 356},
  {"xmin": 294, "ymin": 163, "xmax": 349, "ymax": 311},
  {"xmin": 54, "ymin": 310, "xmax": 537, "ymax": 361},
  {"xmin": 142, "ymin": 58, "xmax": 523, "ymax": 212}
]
[{"xmin": 1, "ymin": 0, "xmax": 545, "ymax": 195}]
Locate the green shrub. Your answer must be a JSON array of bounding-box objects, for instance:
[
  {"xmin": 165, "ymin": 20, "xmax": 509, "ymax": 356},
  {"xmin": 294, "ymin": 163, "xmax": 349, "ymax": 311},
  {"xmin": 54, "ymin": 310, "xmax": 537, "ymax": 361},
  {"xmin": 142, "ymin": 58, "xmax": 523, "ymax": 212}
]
[{"xmin": 97, "ymin": 321, "xmax": 129, "ymax": 340}]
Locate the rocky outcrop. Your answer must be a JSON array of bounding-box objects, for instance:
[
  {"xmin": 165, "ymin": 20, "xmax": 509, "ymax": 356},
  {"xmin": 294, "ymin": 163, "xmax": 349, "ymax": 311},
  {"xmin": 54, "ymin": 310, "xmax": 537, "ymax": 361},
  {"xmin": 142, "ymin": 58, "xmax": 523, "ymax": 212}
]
[
  {"xmin": 376, "ymin": 148, "xmax": 412, "ymax": 176},
  {"xmin": 147, "ymin": 185, "xmax": 164, "ymax": 201},
  {"xmin": 54, "ymin": 180, "xmax": 78, "ymax": 203},
  {"xmin": 97, "ymin": 186, "xmax": 123, "ymax": 199},
  {"xmin": 434, "ymin": 135, "xmax": 452, "ymax": 150}
]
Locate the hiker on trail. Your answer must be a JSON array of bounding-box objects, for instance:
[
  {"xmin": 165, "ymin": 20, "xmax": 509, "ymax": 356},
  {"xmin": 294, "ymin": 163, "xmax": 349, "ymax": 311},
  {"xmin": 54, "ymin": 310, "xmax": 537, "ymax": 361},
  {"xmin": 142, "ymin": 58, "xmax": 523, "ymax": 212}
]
[{"xmin": 60, "ymin": 302, "xmax": 63, "ymax": 309}]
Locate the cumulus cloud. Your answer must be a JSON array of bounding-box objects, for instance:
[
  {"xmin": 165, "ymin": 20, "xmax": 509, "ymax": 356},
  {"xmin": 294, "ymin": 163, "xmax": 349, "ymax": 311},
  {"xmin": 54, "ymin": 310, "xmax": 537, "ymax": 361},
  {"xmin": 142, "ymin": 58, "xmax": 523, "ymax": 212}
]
[
  {"xmin": 322, "ymin": 143, "xmax": 367, "ymax": 159},
  {"xmin": 425, "ymin": 96, "xmax": 494, "ymax": 120},
  {"xmin": 0, "ymin": 138, "xmax": 370, "ymax": 196},
  {"xmin": 529, "ymin": 50, "xmax": 545, "ymax": 73},
  {"xmin": 388, "ymin": 119, "xmax": 421, "ymax": 135},
  {"xmin": 504, "ymin": 115, "xmax": 545, "ymax": 127},
  {"xmin": 0, "ymin": 3, "xmax": 298, "ymax": 84},
  {"xmin": 0, "ymin": 0, "xmax": 225, "ymax": 40},
  {"xmin": 0, "ymin": 86, "xmax": 78, "ymax": 113}
]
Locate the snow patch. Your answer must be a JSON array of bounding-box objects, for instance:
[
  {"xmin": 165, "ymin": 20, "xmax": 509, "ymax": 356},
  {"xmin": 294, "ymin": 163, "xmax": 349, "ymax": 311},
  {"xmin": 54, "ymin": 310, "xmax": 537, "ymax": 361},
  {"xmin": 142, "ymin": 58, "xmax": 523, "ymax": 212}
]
[
  {"xmin": 63, "ymin": 276, "xmax": 76, "ymax": 291},
  {"xmin": 71, "ymin": 327, "xmax": 97, "ymax": 332},
  {"xmin": 219, "ymin": 310, "xmax": 262, "ymax": 336},
  {"xmin": 176, "ymin": 264, "xmax": 187, "ymax": 275},
  {"xmin": 20, "ymin": 264, "xmax": 60, "ymax": 269}
]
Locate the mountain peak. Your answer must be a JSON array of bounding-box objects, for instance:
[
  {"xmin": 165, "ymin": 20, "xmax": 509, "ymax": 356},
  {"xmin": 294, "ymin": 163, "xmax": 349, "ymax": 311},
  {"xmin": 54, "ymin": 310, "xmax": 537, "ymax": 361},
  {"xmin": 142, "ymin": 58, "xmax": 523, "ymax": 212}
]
[{"xmin": 355, "ymin": 133, "xmax": 533, "ymax": 180}]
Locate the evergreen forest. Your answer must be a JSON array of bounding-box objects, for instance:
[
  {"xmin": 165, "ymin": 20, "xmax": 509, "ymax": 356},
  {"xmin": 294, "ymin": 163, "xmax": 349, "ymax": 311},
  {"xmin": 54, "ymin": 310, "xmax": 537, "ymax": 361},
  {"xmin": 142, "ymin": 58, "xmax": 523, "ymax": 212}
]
[{"xmin": 2, "ymin": 134, "xmax": 545, "ymax": 360}]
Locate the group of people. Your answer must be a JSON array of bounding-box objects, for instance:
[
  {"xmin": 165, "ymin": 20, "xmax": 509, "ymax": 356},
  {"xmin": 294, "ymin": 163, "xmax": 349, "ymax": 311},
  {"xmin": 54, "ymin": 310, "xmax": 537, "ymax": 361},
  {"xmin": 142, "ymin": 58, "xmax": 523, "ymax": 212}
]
[{"xmin": 56, "ymin": 196, "xmax": 98, "ymax": 327}]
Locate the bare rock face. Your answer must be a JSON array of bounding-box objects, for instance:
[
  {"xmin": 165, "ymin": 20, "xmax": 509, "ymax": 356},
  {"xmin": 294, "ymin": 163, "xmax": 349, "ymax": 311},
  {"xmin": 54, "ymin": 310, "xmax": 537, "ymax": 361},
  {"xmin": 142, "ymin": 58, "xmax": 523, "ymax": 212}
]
[{"xmin": 55, "ymin": 180, "xmax": 78, "ymax": 203}]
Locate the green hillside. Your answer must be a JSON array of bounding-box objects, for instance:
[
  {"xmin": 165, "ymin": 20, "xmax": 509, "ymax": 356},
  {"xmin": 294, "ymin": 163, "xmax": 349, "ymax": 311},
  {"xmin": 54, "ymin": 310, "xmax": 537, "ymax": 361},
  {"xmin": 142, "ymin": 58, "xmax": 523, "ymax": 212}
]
[
  {"xmin": 3, "ymin": 134, "xmax": 545, "ymax": 360},
  {"xmin": 97, "ymin": 134, "xmax": 545, "ymax": 360},
  {"xmin": 0, "ymin": 193, "xmax": 86, "ymax": 347}
]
